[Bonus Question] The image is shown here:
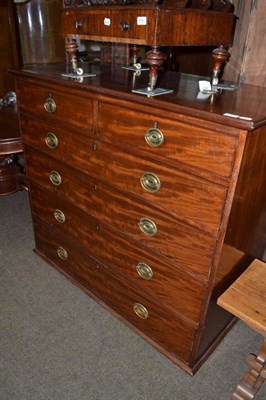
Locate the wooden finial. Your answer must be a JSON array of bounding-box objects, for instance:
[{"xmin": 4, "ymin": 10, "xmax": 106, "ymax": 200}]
[
  {"xmin": 145, "ymin": 46, "xmax": 165, "ymax": 91},
  {"xmin": 65, "ymin": 40, "xmax": 79, "ymax": 72},
  {"xmin": 212, "ymin": 45, "xmax": 231, "ymax": 86}
]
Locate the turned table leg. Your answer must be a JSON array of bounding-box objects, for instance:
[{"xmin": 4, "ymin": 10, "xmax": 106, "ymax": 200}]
[
  {"xmin": 231, "ymin": 339, "xmax": 266, "ymax": 400},
  {"xmin": 0, "ymin": 153, "xmax": 25, "ymax": 195}
]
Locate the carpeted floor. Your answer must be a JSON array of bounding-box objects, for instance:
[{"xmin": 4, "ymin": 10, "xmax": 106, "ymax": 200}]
[{"xmin": 1, "ymin": 190, "xmax": 265, "ymax": 400}]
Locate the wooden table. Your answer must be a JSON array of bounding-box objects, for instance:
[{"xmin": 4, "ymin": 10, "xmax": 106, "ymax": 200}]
[
  {"xmin": 0, "ymin": 105, "xmax": 26, "ymax": 195},
  {"xmin": 218, "ymin": 259, "xmax": 266, "ymax": 399}
]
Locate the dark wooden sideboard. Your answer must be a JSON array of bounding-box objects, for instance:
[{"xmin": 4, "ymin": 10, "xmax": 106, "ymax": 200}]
[{"xmin": 12, "ymin": 63, "xmax": 266, "ymax": 375}]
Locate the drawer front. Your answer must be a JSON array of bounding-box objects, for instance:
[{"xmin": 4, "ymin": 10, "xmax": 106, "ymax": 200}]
[
  {"xmin": 26, "ymin": 168, "xmax": 216, "ymax": 273},
  {"xmin": 92, "ymin": 141, "xmax": 227, "ymax": 234},
  {"xmin": 62, "ymin": 10, "xmax": 112, "ymax": 38},
  {"xmin": 16, "ymin": 81, "xmax": 93, "ymax": 132},
  {"xmin": 21, "ymin": 116, "xmax": 95, "ymax": 162},
  {"xmin": 30, "ymin": 185, "xmax": 207, "ymax": 322},
  {"xmin": 24, "ymin": 143, "xmax": 216, "ymax": 275},
  {"xmin": 62, "ymin": 10, "xmax": 152, "ymax": 43},
  {"xmin": 24, "ymin": 141, "xmax": 226, "ymax": 234},
  {"xmin": 97, "ymin": 222, "xmax": 207, "ymax": 323},
  {"xmin": 34, "ymin": 217, "xmax": 195, "ymax": 362},
  {"xmin": 91, "ymin": 182, "xmax": 216, "ymax": 275},
  {"xmin": 98, "ymin": 102, "xmax": 237, "ymax": 178},
  {"xmin": 25, "ymin": 147, "xmax": 96, "ymax": 213}
]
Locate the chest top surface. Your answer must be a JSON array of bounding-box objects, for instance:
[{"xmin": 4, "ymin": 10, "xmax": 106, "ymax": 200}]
[{"xmin": 13, "ymin": 63, "xmax": 266, "ymax": 131}]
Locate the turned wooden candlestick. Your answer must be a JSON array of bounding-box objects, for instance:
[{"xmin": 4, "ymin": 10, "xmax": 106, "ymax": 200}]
[
  {"xmin": 131, "ymin": 44, "xmax": 139, "ymax": 65},
  {"xmin": 212, "ymin": 45, "xmax": 231, "ymax": 86},
  {"xmin": 145, "ymin": 46, "xmax": 165, "ymax": 91},
  {"xmin": 65, "ymin": 40, "xmax": 79, "ymax": 72}
]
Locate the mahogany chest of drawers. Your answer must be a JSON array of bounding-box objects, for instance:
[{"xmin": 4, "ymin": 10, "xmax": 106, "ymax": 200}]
[{"xmin": 13, "ymin": 64, "xmax": 266, "ymax": 375}]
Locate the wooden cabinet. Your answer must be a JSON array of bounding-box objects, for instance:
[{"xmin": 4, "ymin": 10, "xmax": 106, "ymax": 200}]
[
  {"xmin": 13, "ymin": 64, "xmax": 266, "ymax": 375},
  {"xmin": 62, "ymin": 7, "xmax": 235, "ymax": 46}
]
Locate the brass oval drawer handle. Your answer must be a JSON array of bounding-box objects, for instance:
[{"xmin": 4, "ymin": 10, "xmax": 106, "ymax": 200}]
[
  {"xmin": 140, "ymin": 172, "xmax": 161, "ymax": 193},
  {"xmin": 49, "ymin": 170, "xmax": 62, "ymax": 186},
  {"xmin": 138, "ymin": 217, "xmax": 157, "ymax": 236},
  {"xmin": 54, "ymin": 209, "xmax": 66, "ymax": 224},
  {"xmin": 45, "ymin": 132, "xmax": 58, "ymax": 149},
  {"xmin": 44, "ymin": 94, "xmax": 56, "ymax": 113},
  {"xmin": 145, "ymin": 122, "xmax": 164, "ymax": 147},
  {"xmin": 133, "ymin": 303, "xmax": 149, "ymax": 319},
  {"xmin": 57, "ymin": 247, "xmax": 68, "ymax": 260},
  {"xmin": 136, "ymin": 262, "xmax": 153, "ymax": 280}
]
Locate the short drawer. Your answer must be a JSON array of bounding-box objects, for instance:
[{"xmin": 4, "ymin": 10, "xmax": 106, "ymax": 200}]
[
  {"xmin": 21, "ymin": 116, "xmax": 95, "ymax": 161},
  {"xmin": 98, "ymin": 101, "xmax": 237, "ymax": 178},
  {"xmin": 16, "ymin": 80, "xmax": 93, "ymax": 133},
  {"xmin": 24, "ymin": 147, "xmax": 96, "ymax": 213},
  {"xmin": 33, "ymin": 217, "xmax": 195, "ymax": 362},
  {"xmin": 62, "ymin": 9, "xmax": 153, "ymax": 43}
]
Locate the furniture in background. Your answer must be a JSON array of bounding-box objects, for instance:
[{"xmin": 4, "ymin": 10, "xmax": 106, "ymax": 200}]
[
  {"xmin": 218, "ymin": 259, "xmax": 266, "ymax": 399},
  {"xmin": 0, "ymin": 104, "xmax": 26, "ymax": 195},
  {"xmin": 0, "ymin": 0, "xmax": 66, "ymax": 195},
  {"xmin": 14, "ymin": 0, "xmax": 65, "ymax": 65},
  {"xmin": 0, "ymin": 0, "xmax": 25, "ymax": 195}
]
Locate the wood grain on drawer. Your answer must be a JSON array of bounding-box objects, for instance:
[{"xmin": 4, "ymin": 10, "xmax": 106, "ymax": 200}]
[
  {"xmin": 97, "ymin": 222, "xmax": 207, "ymax": 323},
  {"xmin": 98, "ymin": 102, "xmax": 237, "ymax": 179},
  {"xmin": 25, "ymin": 147, "xmax": 96, "ymax": 212},
  {"xmin": 91, "ymin": 141, "xmax": 227, "ymax": 234},
  {"xmin": 30, "ymin": 185, "xmax": 207, "ymax": 323},
  {"xmin": 16, "ymin": 81, "xmax": 93, "ymax": 132},
  {"xmin": 62, "ymin": 10, "xmax": 153, "ymax": 44},
  {"xmin": 91, "ymin": 182, "xmax": 216, "ymax": 276},
  {"xmin": 33, "ymin": 217, "xmax": 195, "ymax": 362},
  {"xmin": 25, "ymin": 142, "xmax": 217, "ymax": 275},
  {"xmin": 25, "ymin": 141, "xmax": 227, "ymax": 234},
  {"xmin": 21, "ymin": 116, "xmax": 95, "ymax": 162}
]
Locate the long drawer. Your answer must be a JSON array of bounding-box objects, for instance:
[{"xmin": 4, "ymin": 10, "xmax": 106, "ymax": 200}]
[
  {"xmin": 30, "ymin": 184, "xmax": 207, "ymax": 323},
  {"xmin": 16, "ymin": 81, "xmax": 93, "ymax": 133},
  {"xmin": 34, "ymin": 216, "xmax": 196, "ymax": 363},
  {"xmin": 29, "ymin": 182, "xmax": 215, "ymax": 280},
  {"xmin": 24, "ymin": 142, "xmax": 227, "ymax": 235},
  {"xmin": 98, "ymin": 101, "xmax": 237, "ymax": 179},
  {"xmin": 84, "ymin": 139, "xmax": 227, "ymax": 234},
  {"xmin": 24, "ymin": 144, "xmax": 217, "ymax": 276}
]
